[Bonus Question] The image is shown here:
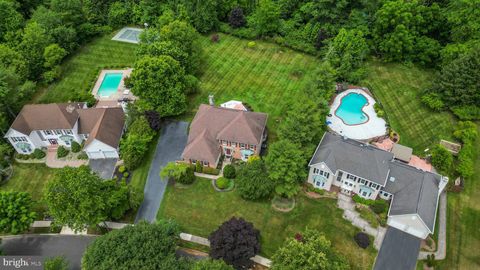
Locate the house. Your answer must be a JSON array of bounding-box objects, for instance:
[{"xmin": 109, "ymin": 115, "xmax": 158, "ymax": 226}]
[
  {"xmin": 308, "ymin": 132, "xmax": 448, "ymax": 239},
  {"xmin": 181, "ymin": 104, "xmax": 267, "ymax": 168},
  {"xmin": 4, "ymin": 103, "xmax": 125, "ymax": 159}
]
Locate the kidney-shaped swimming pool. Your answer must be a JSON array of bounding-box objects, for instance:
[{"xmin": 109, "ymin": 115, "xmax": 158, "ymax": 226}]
[{"xmin": 335, "ymin": 92, "xmax": 369, "ymax": 125}]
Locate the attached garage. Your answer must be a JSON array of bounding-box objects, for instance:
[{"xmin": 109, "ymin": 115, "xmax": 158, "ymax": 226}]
[
  {"xmin": 87, "ymin": 151, "xmax": 105, "ymax": 159},
  {"xmin": 85, "ymin": 139, "xmax": 120, "ymax": 160}
]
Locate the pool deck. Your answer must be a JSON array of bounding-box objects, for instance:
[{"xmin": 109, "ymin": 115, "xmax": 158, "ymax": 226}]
[
  {"xmin": 327, "ymin": 89, "xmax": 387, "ymax": 140},
  {"xmin": 92, "ymin": 69, "xmax": 137, "ymax": 103}
]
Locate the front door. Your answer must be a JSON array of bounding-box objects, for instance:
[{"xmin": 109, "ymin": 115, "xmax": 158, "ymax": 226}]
[
  {"xmin": 225, "ymin": 148, "xmax": 231, "ymax": 157},
  {"xmin": 48, "ymin": 139, "xmax": 58, "ymax": 145}
]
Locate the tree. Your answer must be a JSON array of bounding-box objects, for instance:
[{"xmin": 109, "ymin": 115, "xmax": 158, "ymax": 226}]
[
  {"xmin": 453, "ymin": 121, "xmax": 478, "ymax": 143},
  {"xmin": 229, "ymin": 7, "xmax": 246, "ymax": 28},
  {"xmin": 354, "ymin": 232, "xmax": 370, "ymax": 249},
  {"xmin": 130, "ymin": 55, "xmax": 187, "ymax": 117},
  {"xmin": 223, "ymin": 164, "xmax": 236, "ymax": 179},
  {"xmin": 44, "ymin": 256, "xmax": 69, "ymax": 270},
  {"xmin": 0, "ymin": 0, "xmax": 24, "ymax": 43},
  {"xmin": 209, "ymin": 217, "xmax": 260, "ymax": 270},
  {"xmin": 103, "ymin": 180, "xmax": 141, "ymax": 220},
  {"xmin": 108, "ymin": 2, "xmax": 130, "ymax": 29},
  {"xmin": 325, "ymin": 28, "xmax": 369, "ymax": 82},
  {"xmin": 160, "ymin": 162, "xmax": 195, "ymax": 185},
  {"xmin": 236, "ymin": 158, "xmax": 273, "ymax": 200},
  {"xmin": 271, "ymin": 229, "xmax": 349, "ymax": 270},
  {"xmin": 43, "ymin": 44, "xmax": 67, "ymax": 69},
  {"xmin": 43, "ymin": 166, "xmax": 108, "ymax": 231},
  {"xmin": 19, "ymin": 22, "xmax": 53, "ymax": 79},
  {"xmin": 266, "ymin": 140, "xmax": 306, "ymax": 198},
  {"xmin": 430, "ymin": 145, "xmax": 453, "ymax": 173},
  {"xmin": 82, "ymin": 220, "xmax": 187, "ymax": 270},
  {"xmin": 0, "ymin": 191, "xmax": 36, "ymax": 234},
  {"xmin": 457, "ymin": 142, "xmax": 475, "ymax": 178},
  {"xmin": 248, "ymin": 0, "xmax": 281, "ymax": 36},
  {"xmin": 278, "ymin": 96, "xmax": 325, "ymax": 151},
  {"xmin": 120, "ymin": 116, "xmax": 155, "ymax": 170},
  {"xmin": 446, "ymin": 0, "xmax": 480, "ymax": 42},
  {"xmin": 144, "ymin": 110, "xmax": 161, "ymax": 131},
  {"xmin": 192, "ymin": 259, "xmax": 234, "ymax": 270}
]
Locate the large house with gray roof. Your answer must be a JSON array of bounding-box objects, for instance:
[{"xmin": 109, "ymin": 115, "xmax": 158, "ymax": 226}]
[
  {"xmin": 308, "ymin": 132, "xmax": 448, "ymax": 239},
  {"xmin": 4, "ymin": 103, "xmax": 125, "ymax": 159},
  {"xmin": 181, "ymin": 104, "xmax": 267, "ymax": 168}
]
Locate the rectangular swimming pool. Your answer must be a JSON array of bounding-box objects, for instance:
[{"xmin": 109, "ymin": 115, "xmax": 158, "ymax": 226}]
[{"xmin": 98, "ymin": 73, "xmax": 123, "ymax": 97}]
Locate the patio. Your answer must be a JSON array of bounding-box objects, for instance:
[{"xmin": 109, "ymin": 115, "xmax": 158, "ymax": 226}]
[{"xmin": 91, "ymin": 69, "xmax": 137, "ymax": 102}]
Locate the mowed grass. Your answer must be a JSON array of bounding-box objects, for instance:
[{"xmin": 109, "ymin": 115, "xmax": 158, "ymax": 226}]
[
  {"xmin": 37, "ymin": 33, "xmax": 137, "ymax": 103},
  {"xmin": 1, "ymin": 163, "xmax": 57, "ymax": 216},
  {"xmin": 188, "ymin": 34, "xmax": 322, "ymax": 138},
  {"xmin": 362, "ymin": 59, "xmax": 456, "ymax": 153},
  {"xmin": 158, "ymin": 179, "xmax": 376, "ymax": 269},
  {"xmin": 439, "ymin": 125, "xmax": 480, "ymax": 269}
]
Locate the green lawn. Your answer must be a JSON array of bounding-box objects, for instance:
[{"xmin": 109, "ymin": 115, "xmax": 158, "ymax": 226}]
[
  {"xmin": 362, "ymin": 59, "xmax": 456, "ymax": 153},
  {"xmin": 188, "ymin": 34, "xmax": 323, "ymax": 138},
  {"xmin": 158, "ymin": 179, "xmax": 376, "ymax": 269},
  {"xmin": 438, "ymin": 125, "xmax": 480, "ymax": 269},
  {"xmin": 37, "ymin": 33, "xmax": 137, "ymax": 103},
  {"xmin": 1, "ymin": 163, "xmax": 57, "ymax": 216}
]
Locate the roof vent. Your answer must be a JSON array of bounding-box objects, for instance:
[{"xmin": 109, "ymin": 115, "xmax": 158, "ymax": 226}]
[
  {"xmin": 208, "ymin": 94, "xmax": 214, "ymax": 106},
  {"xmin": 389, "ymin": 176, "xmax": 395, "ymax": 182},
  {"xmin": 66, "ymin": 104, "xmax": 75, "ymax": 113}
]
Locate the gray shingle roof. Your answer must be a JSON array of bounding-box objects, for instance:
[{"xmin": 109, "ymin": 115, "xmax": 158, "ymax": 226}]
[
  {"xmin": 309, "ymin": 132, "xmax": 393, "ymax": 185},
  {"xmin": 385, "ymin": 161, "xmax": 441, "ymax": 231}
]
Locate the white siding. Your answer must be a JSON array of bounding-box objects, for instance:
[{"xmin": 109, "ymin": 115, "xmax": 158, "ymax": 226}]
[
  {"xmin": 307, "ymin": 162, "xmax": 334, "ymax": 190},
  {"xmin": 5, "ymin": 129, "xmax": 36, "ymax": 154},
  {"xmin": 84, "ymin": 139, "xmax": 119, "ymax": 159},
  {"xmin": 387, "ymin": 214, "xmax": 430, "ymax": 239}
]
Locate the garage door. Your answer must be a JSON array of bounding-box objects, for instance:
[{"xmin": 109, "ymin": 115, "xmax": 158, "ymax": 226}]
[
  {"xmin": 104, "ymin": 151, "xmax": 118, "ymax": 158},
  {"xmin": 88, "ymin": 151, "xmax": 104, "ymax": 159}
]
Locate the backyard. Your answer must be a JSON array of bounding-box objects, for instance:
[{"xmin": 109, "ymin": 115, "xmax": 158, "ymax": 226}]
[
  {"xmin": 158, "ymin": 179, "xmax": 376, "ymax": 269},
  {"xmin": 188, "ymin": 34, "xmax": 323, "ymax": 138},
  {"xmin": 361, "ymin": 60, "xmax": 456, "ymax": 153}
]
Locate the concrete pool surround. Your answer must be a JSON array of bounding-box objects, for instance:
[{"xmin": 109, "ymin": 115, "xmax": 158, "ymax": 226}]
[
  {"xmin": 91, "ymin": 69, "xmax": 136, "ymax": 101},
  {"xmin": 334, "ymin": 92, "xmax": 370, "ymax": 126},
  {"xmin": 327, "ymin": 88, "xmax": 387, "ymax": 140}
]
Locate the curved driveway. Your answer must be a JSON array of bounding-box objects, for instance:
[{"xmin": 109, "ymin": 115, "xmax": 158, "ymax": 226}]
[
  {"xmin": 135, "ymin": 121, "xmax": 188, "ymax": 223},
  {"xmin": 1, "ymin": 235, "xmax": 96, "ymax": 270}
]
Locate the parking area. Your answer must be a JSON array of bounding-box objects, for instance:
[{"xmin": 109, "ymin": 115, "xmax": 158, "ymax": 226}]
[{"xmin": 88, "ymin": 158, "xmax": 117, "ymax": 179}]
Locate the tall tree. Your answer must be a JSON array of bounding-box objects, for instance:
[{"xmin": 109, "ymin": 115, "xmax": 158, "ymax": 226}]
[
  {"xmin": 236, "ymin": 157, "xmax": 273, "ymax": 200},
  {"xmin": 44, "ymin": 166, "xmax": 108, "ymax": 231},
  {"xmin": 0, "ymin": 0, "xmax": 24, "ymax": 43},
  {"xmin": 271, "ymin": 229, "xmax": 349, "ymax": 270},
  {"xmin": 209, "ymin": 217, "xmax": 261, "ymax": 270},
  {"xmin": 0, "ymin": 191, "xmax": 36, "ymax": 234},
  {"xmin": 229, "ymin": 7, "xmax": 246, "ymax": 28},
  {"xmin": 266, "ymin": 140, "xmax": 306, "ymax": 198},
  {"xmin": 19, "ymin": 22, "xmax": 53, "ymax": 79},
  {"xmin": 82, "ymin": 220, "xmax": 187, "ymax": 270},
  {"xmin": 248, "ymin": 0, "xmax": 281, "ymax": 36},
  {"xmin": 446, "ymin": 0, "xmax": 480, "ymax": 42}
]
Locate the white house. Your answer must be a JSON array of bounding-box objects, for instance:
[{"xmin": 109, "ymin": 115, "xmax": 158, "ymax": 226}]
[
  {"xmin": 308, "ymin": 132, "xmax": 448, "ymax": 239},
  {"xmin": 4, "ymin": 103, "xmax": 125, "ymax": 159}
]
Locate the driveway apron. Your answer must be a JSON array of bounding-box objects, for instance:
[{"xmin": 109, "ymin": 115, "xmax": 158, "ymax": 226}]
[{"xmin": 135, "ymin": 121, "xmax": 188, "ymax": 223}]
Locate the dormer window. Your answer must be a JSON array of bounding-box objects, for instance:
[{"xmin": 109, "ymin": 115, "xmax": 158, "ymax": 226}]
[{"xmin": 44, "ymin": 130, "xmax": 53, "ymax": 135}]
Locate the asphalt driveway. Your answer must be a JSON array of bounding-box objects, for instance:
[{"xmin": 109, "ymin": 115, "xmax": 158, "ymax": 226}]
[
  {"xmin": 135, "ymin": 121, "xmax": 188, "ymax": 223},
  {"xmin": 1, "ymin": 235, "xmax": 97, "ymax": 270},
  {"xmin": 88, "ymin": 158, "xmax": 117, "ymax": 179}
]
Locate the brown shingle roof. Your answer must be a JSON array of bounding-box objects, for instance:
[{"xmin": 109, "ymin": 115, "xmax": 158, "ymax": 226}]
[
  {"xmin": 182, "ymin": 104, "xmax": 267, "ymax": 164},
  {"xmin": 10, "ymin": 103, "xmax": 84, "ymax": 135},
  {"xmin": 78, "ymin": 107, "xmax": 125, "ymax": 148}
]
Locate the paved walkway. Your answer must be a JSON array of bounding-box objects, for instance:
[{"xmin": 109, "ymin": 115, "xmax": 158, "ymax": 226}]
[
  {"xmin": 135, "ymin": 121, "xmax": 188, "ymax": 223},
  {"xmin": 1, "ymin": 235, "xmax": 96, "ymax": 270},
  {"xmin": 45, "ymin": 148, "xmax": 87, "ymax": 168},
  {"xmin": 418, "ymin": 192, "xmax": 447, "ymax": 260},
  {"xmin": 337, "ymin": 194, "xmax": 386, "ymax": 250}
]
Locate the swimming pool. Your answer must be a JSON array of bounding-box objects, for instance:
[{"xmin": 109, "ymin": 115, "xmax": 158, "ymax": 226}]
[
  {"xmin": 97, "ymin": 73, "xmax": 122, "ymax": 97},
  {"xmin": 335, "ymin": 92, "xmax": 369, "ymax": 125}
]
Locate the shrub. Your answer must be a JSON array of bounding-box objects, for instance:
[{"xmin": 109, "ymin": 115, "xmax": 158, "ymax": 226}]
[
  {"xmin": 33, "ymin": 149, "xmax": 46, "ymax": 159},
  {"xmin": 44, "ymin": 256, "xmax": 68, "ymax": 270},
  {"xmin": 118, "ymin": 166, "xmax": 126, "ymax": 174},
  {"xmin": 352, "ymin": 194, "xmax": 374, "ymax": 205},
  {"xmin": 453, "ymin": 121, "xmax": 478, "ymax": 143},
  {"xmin": 29, "ymin": 153, "xmax": 36, "ymax": 159},
  {"xmin": 203, "ymin": 167, "xmax": 220, "ymax": 175},
  {"xmin": 211, "ymin": 33, "xmax": 220, "ymax": 43},
  {"xmin": 57, "ymin": 146, "xmax": 69, "ymax": 158},
  {"xmin": 223, "ymin": 164, "xmax": 236, "ymax": 179},
  {"xmin": 195, "ymin": 162, "xmax": 203, "ymax": 173},
  {"xmin": 426, "ymin": 254, "xmax": 437, "ymax": 267},
  {"xmin": 77, "ymin": 152, "xmax": 88, "ymax": 160},
  {"xmin": 123, "ymin": 172, "xmax": 130, "ymax": 178},
  {"xmin": 314, "ymin": 189, "xmax": 325, "ymax": 195},
  {"xmin": 452, "ymin": 105, "xmax": 480, "ymax": 120},
  {"xmin": 373, "ymin": 103, "xmax": 385, "ymax": 117},
  {"xmin": 71, "ymin": 141, "xmax": 81, "ymax": 153},
  {"xmin": 370, "ymin": 200, "xmax": 388, "ymax": 214},
  {"xmin": 160, "ymin": 162, "xmax": 195, "ymax": 185},
  {"xmin": 421, "ymin": 93, "xmax": 444, "ymax": 111},
  {"xmin": 431, "ymin": 145, "xmax": 453, "ymax": 173},
  {"xmin": 354, "ymin": 232, "xmax": 370, "ymax": 249},
  {"xmin": 247, "ymin": 41, "xmax": 256, "ymax": 48},
  {"xmin": 229, "ymin": 7, "xmax": 246, "ymax": 28},
  {"xmin": 216, "ymin": 177, "xmax": 229, "ymax": 189},
  {"xmin": 457, "ymin": 143, "xmax": 475, "ymax": 178}
]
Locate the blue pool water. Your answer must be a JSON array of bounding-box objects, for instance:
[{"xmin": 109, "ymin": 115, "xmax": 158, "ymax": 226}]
[
  {"xmin": 335, "ymin": 93, "xmax": 369, "ymax": 125},
  {"xmin": 97, "ymin": 73, "xmax": 122, "ymax": 97}
]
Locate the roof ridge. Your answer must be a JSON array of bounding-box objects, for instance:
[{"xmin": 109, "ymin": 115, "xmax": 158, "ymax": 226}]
[
  {"xmin": 216, "ymin": 111, "xmax": 260, "ymax": 143},
  {"xmin": 84, "ymin": 108, "xmax": 107, "ymax": 146}
]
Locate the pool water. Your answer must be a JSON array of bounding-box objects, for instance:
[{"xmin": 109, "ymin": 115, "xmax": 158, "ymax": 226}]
[
  {"xmin": 335, "ymin": 93, "xmax": 369, "ymax": 125},
  {"xmin": 98, "ymin": 73, "xmax": 122, "ymax": 97}
]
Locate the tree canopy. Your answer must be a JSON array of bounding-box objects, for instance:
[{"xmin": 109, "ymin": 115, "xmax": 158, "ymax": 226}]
[
  {"xmin": 0, "ymin": 191, "xmax": 36, "ymax": 234},
  {"xmin": 236, "ymin": 157, "xmax": 273, "ymax": 200}
]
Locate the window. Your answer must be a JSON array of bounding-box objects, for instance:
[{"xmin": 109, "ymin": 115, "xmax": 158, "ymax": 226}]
[
  {"xmin": 203, "ymin": 161, "xmax": 209, "ymax": 166},
  {"xmin": 371, "ymin": 183, "xmax": 377, "ymax": 189},
  {"xmin": 54, "ymin": 130, "xmax": 62, "ymax": 135},
  {"xmin": 336, "ymin": 171, "xmax": 343, "ymax": 182},
  {"xmin": 232, "ymin": 142, "xmax": 237, "ymax": 147},
  {"xmin": 250, "ymin": 144, "xmax": 255, "ymax": 150},
  {"xmin": 361, "ymin": 179, "xmax": 366, "ymax": 184},
  {"xmin": 44, "ymin": 130, "xmax": 52, "ymax": 135},
  {"xmin": 240, "ymin": 143, "xmax": 245, "ymax": 149}
]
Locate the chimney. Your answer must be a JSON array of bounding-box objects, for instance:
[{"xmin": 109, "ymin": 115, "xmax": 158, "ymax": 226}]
[
  {"xmin": 66, "ymin": 104, "xmax": 75, "ymax": 113},
  {"xmin": 208, "ymin": 94, "xmax": 214, "ymax": 106}
]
